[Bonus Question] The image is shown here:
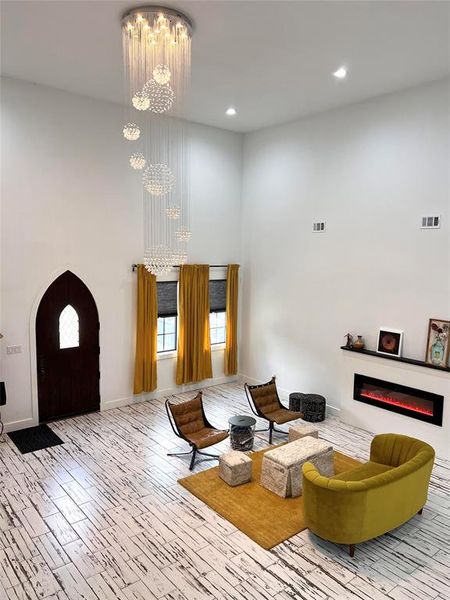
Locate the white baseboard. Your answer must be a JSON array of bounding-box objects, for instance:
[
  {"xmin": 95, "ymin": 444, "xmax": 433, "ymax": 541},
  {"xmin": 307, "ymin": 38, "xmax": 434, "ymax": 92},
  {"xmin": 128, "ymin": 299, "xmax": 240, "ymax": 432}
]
[
  {"xmin": 100, "ymin": 396, "xmax": 136, "ymax": 411},
  {"xmin": 238, "ymin": 373, "xmax": 340, "ymax": 418},
  {"xmin": 101, "ymin": 375, "xmax": 239, "ymax": 412},
  {"xmin": 2, "ymin": 417, "xmax": 37, "ymax": 433},
  {"xmin": 2, "ymin": 378, "xmax": 240, "ymax": 431}
]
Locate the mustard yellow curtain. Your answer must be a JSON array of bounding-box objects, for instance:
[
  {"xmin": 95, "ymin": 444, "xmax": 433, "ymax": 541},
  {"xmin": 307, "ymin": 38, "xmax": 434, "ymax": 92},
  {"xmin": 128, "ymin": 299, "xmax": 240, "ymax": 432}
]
[
  {"xmin": 133, "ymin": 265, "xmax": 157, "ymax": 394},
  {"xmin": 176, "ymin": 264, "xmax": 213, "ymax": 385},
  {"xmin": 225, "ymin": 264, "xmax": 239, "ymax": 375}
]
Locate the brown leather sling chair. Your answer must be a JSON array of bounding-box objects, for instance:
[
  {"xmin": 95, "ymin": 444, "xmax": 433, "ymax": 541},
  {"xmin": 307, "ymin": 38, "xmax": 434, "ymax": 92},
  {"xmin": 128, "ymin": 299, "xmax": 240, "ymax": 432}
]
[
  {"xmin": 165, "ymin": 391, "xmax": 229, "ymax": 470},
  {"xmin": 244, "ymin": 376, "xmax": 303, "ymax": 444}
]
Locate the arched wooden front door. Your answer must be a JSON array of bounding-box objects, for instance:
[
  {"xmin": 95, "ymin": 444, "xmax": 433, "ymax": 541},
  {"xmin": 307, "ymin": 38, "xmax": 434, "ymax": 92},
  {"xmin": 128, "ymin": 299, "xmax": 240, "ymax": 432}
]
[{"xmin": 36, "ymin": 271, "xmax": 100, "ymax": 422}]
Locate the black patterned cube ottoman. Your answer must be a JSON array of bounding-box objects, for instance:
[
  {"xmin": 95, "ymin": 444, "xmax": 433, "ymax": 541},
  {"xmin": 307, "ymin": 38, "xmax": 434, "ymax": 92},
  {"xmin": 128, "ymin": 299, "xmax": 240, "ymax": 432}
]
[{"xmin": 289, "ymin": 393, "xmax": 326, "ymax": 422}]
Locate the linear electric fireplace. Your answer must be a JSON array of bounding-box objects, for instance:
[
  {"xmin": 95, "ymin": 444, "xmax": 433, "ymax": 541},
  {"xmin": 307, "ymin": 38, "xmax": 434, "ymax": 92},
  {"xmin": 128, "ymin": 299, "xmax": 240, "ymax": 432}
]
[{"xmin": 353, "ymin": 374, "xmax": 443, "ymax": 426}]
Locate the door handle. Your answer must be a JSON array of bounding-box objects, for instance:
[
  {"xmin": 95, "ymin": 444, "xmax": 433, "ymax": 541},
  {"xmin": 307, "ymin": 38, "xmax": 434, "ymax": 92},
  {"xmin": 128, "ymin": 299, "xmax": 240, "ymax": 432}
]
[{"xmin": 38, "ymin": 356, "xmax": 46, "ymax": 378}]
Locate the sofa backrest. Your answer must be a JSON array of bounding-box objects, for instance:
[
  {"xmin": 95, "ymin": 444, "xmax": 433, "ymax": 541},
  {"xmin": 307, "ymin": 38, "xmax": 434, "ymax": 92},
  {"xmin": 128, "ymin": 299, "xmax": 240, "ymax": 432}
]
[{"xmin": 370, "ymin": 433, "xmax": 435, "ymax": 468}]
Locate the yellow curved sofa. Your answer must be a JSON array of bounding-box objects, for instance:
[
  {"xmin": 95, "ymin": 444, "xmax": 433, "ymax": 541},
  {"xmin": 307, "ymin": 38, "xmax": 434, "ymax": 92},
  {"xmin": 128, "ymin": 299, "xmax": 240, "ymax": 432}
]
[{"xmin": 302, "ymin": 433, "xmax": 435, "ymax": 557}]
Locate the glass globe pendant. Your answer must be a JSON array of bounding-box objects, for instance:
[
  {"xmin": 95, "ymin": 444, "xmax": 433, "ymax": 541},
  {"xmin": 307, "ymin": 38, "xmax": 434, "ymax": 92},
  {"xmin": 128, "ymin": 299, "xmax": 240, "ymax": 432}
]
[
  {"xmin": 175, "ymin": 227, "xmax": 192, "ymax": 242},
  {"xmin": 129, "ymin": 152, "xmax": 146, "ymax": 170},
  {"xmin": 144, "ymin": 246, "xmax": 187, "ymax": 276},
  {"xmin": 153, "ymin": 64, "xmax": 171, "ymax": 85},
  {"xmin": 143, "ymin": 80, "xmax": 175, "ymax": 114},
  {"xmin": 123, "ymin": 123, "xmax": 140, "ymax": 140},
  {"xmin": 142, "ymin": 163, "xmax": 175, "ymax": 196},
  {"xmin": 132, "ymin": 91, "xmax": 150, "ymax": 111},
  {"xmin": 166, "ymin": 205, "xmax": 181, "ymax": 220}
]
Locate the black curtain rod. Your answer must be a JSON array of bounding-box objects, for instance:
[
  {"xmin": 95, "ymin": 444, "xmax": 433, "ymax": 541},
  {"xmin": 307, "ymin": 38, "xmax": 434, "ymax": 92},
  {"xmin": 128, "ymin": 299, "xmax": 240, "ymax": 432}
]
[{"xmin": 131, "ymin": 263, "xmax": 228, "ymax": 272}]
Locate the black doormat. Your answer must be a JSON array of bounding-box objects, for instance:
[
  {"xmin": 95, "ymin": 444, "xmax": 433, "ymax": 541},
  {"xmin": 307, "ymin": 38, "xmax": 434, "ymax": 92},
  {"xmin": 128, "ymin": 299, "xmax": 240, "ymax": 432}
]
[{"xmin": 8, "ymin": 424, "xmax": 64, "ymax": 454}]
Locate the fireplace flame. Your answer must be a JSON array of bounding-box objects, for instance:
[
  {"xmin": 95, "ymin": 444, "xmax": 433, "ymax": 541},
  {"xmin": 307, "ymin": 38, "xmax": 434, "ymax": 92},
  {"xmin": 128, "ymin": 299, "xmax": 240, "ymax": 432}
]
[{"xmin": 360, "ymin": 390, "xmax": 433, "ymax": 417}]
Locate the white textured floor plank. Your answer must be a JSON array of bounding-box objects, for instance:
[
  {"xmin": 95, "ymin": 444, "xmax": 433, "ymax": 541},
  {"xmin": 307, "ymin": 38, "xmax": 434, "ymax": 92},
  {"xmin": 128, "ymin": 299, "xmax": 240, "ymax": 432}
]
[{"xmin": 0, "ymin": 382, "xmax": 448, "ymax": 600}]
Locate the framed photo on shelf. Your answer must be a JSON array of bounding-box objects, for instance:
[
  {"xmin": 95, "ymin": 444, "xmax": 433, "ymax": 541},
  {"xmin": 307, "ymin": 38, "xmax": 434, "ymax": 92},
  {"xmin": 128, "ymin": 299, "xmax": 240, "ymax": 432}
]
[
  {"xmin": 425, "ymin": 318, "xmax": 450, "ymax": 368},
  {"xmin": 377, "ymin": 328, "xmax": 403, "ymax": 357}
]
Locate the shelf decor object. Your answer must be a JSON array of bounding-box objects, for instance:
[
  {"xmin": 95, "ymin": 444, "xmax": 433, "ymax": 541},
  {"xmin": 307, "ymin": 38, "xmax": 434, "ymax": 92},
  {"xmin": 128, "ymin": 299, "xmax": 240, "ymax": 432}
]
[
  {"xmin": 377, "ymin": 327, "xmax": 403, "ymax": 357},
  {"xmin": 425, "ymin": 318, "xmax": 450, "ymax": 368},
  {"xmin": 122, "ymin": 6, "xmax": 193, "ymax": 275},
  {"xmin": 340, "ymin": 345, "xmax": 450, "ymax": 373}
]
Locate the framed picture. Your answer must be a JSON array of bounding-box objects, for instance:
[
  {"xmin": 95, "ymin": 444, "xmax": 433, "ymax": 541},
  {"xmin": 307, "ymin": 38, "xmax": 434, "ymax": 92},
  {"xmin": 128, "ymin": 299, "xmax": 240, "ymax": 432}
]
[
  {"xmin": 425, "ymin": 318, "xmax": 450, "ymax": 368},
  {"xmin": 377, "ymin": 327, "xmax": 403, "ymax": 357}
]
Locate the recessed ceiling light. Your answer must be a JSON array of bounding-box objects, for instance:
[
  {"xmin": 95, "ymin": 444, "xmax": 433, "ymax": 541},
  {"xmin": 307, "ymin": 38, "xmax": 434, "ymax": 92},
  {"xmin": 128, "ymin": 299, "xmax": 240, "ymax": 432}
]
[
  {"xmin": 333, "ymin": 67, "xmax": 347, "ymax": 79},
  {"xmin": 226, "ymin": 107, "xmax": 236, "ymax": 116}
]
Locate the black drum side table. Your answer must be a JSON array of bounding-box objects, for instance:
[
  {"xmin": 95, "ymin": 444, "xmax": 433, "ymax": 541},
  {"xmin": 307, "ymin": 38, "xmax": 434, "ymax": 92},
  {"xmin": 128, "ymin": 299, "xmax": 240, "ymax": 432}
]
[{"xmin": 228, "ymin": 415, "xmax": 256, "ymax": 451}]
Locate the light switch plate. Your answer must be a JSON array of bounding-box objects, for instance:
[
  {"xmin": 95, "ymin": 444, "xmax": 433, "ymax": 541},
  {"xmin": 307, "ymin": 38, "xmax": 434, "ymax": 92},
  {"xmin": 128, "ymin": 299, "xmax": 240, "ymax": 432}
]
[{"xmin": 6, "ymin": 345, "xmax": 22, "ymax": 355}]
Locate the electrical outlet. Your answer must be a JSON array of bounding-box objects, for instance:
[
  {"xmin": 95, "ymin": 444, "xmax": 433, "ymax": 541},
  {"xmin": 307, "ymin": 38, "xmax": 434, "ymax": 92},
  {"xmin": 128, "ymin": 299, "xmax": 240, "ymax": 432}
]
[
  {"xmin": 313, "ymin": 221, "xmax": 326, "ymax": 233},
  {"xmin": 6, "ymin": 345, "xmax": 22, "ymax": 355},
  {"xmin": 421, "ymin": 215, "xmax": 440, "ymax": 229}
]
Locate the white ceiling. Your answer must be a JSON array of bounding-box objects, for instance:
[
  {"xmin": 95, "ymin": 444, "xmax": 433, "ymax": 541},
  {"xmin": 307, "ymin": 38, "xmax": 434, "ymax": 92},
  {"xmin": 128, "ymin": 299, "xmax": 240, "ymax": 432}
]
[{"xmin": 2, "ymin": 1, "xmax": 449, "ymax": 132}]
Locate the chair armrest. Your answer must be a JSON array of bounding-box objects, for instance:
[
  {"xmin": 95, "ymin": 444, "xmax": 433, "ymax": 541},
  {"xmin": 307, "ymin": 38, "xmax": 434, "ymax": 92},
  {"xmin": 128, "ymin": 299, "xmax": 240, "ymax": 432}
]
[{"xmin": 302, "ymin": 462, "xmax": 366, "ymax": 492}]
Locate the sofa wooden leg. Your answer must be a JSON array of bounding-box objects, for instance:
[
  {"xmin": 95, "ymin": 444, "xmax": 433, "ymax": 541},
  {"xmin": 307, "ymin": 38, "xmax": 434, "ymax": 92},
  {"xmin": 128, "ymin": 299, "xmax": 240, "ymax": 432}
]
[
  {"xmin": 418, "ymin": 508, "xmax": 423, "ymax": 515},
  {"xmin": 349, "ymin": 544, "xmax": 355, "ymax": 558}
]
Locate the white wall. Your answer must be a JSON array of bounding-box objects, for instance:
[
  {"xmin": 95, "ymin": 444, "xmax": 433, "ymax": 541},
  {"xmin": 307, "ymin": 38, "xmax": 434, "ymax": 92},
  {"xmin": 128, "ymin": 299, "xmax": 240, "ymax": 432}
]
[
  {"xmin": 2, "ymin": 76, "xmax": 449, "ymax": 453},
  {"xmin": 0, "ymin": 77, "xmax": 243, "ymax": 430},
  {"xmin": 240, "ymin": 80, "xmax": 450, "ymax": 426}
]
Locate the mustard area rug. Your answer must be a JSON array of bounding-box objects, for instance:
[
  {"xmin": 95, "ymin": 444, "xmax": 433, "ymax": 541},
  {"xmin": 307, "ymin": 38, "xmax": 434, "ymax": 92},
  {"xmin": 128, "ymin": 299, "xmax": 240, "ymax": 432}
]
[{"xmin": 178, "ymin": 445, "xmax": 361, "ymax": 550}]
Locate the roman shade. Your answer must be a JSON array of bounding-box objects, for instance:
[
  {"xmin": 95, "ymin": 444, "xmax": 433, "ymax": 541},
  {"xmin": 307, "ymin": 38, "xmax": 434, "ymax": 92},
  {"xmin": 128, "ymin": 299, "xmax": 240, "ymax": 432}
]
[
  {"xmin": 157, "ymin": 281, "xmax": 178, "ymax": 317},
  {"xmin": 209, "ymin": 279, "xmax": 226, "ymax": 312}
]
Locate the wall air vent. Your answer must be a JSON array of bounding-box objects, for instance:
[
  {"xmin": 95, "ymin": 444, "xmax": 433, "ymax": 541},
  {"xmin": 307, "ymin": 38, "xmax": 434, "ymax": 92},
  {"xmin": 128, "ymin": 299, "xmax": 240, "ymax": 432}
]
[
  {"xmin": 313, "ymin": 222, "xmax": 326, "ymax": 233},
  {"xmin": 421, "ymin": 215, "xmax": 440, "ymax": 229}
]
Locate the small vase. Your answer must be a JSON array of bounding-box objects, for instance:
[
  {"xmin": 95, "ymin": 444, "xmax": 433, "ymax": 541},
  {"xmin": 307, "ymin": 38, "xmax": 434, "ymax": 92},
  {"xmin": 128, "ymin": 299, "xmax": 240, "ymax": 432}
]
[{"xmin": 353, "ymin": 335, "xmax": 365, "ymax": 350}]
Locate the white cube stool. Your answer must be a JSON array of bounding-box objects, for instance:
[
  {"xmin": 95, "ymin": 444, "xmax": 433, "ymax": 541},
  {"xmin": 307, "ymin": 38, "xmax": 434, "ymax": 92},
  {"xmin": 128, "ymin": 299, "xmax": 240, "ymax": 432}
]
[
  {"xmin": 219, "ymin": 451, "xmax": 252, "ymax": 487},
  {"xmin": 260, "ymin": 436, "xmax": 333, "ymax": 498},
  {"xmin": 288, "ymin": 423, "xmax": 319, "ymax": 442}
]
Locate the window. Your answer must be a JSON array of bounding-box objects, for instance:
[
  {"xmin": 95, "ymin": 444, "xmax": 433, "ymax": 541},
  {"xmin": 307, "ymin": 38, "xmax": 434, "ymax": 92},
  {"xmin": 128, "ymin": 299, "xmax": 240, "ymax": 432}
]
[
  {"xmin": 157, "ymin": 281, "xmax": 178, "ymax": 353},
  {"xmin": 157, "ymin": 315, "xmax": 177, "ymax": 352},
  {"xmin": 209, "ymin": 279, "xmax": 226, "ymax": 345},
  {"xmin": 59, "ymin": 305, "xmax": 79, "ymax": 349},
  {"xmin": 210, "ymin": 310, "xmax": 226, "ymax": 345}
]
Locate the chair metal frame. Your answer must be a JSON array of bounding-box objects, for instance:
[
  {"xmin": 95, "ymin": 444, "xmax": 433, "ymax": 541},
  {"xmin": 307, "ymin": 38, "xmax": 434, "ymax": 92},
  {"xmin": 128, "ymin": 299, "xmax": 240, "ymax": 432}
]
[
  {"xmin": 165, "ymin": 393, "xmax": 227, "ymax": 470},
  {"xmin": 244, "ymin": 375, "xmax": 298, "ymax": 444}
]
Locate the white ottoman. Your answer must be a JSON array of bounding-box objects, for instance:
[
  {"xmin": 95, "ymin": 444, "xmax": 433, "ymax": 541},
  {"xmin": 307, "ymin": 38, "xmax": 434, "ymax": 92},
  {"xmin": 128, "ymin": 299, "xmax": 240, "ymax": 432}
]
[
  {"xmin": 219, "ymin": 451, "xmax": 252, "ymax": 487},
  {"xmin": 260, "ymin": 436, "xmax": 334, "ymax": 498},
  {"xmin": 288, "ymin": 423, "xmax": 319, "ymax": 442}
]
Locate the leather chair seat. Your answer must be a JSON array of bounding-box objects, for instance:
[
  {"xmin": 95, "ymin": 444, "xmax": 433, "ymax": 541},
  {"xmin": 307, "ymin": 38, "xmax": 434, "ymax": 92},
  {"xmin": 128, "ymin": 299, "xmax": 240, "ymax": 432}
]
[
  {"xmin": 267, "ymin": 408, "xmax": 302, "ymax": 425},
  {"xmin": 186, "ymin": 428, "xmax": 229, "ymax": 449}
]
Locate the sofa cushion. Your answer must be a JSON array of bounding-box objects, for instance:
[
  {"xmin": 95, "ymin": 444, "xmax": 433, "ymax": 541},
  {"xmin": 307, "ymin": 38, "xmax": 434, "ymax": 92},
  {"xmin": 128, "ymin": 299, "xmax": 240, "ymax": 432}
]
[{"xmin": 332, "ymin": 461, "xmax": 393, "ymax": 482}]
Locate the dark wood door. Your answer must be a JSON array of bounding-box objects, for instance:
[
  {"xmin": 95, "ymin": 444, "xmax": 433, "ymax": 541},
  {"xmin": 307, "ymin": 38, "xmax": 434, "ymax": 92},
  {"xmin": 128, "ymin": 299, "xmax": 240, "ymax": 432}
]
[{"xmin": 36, "ymin": 271, "xmax": 100, "ymax": 422}]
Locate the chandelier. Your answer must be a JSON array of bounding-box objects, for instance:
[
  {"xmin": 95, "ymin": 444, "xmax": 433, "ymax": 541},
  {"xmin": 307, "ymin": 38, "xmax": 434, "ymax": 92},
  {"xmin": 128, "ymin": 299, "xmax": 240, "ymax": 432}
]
[{"xmin": 122, "ymin": 6, "xmax": 192, "ymax": 275}]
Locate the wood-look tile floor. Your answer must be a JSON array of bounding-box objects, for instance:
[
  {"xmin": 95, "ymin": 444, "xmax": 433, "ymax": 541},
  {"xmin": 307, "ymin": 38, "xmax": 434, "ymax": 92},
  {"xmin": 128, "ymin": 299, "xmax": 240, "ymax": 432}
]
[{"xmin": 0, "ymin": 382, "xmax": 449, "ymax": 600}]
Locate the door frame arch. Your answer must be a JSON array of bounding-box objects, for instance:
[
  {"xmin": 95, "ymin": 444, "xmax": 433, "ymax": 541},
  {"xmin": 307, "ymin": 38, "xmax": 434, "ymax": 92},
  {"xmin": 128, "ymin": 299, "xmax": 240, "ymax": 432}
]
[{"xmin": 29, "ymin": 264, "xmax": 101, "ymax": 425}]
